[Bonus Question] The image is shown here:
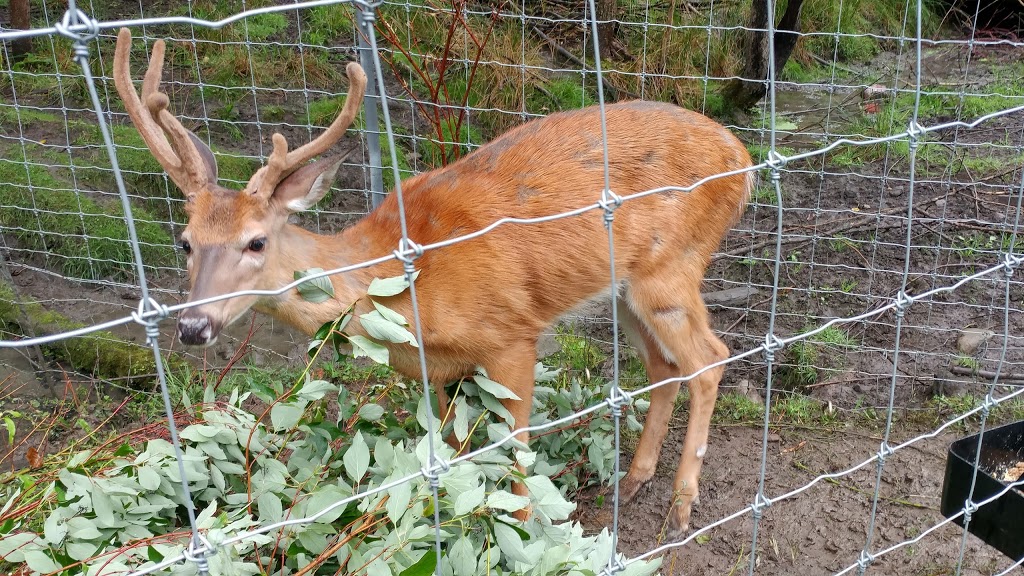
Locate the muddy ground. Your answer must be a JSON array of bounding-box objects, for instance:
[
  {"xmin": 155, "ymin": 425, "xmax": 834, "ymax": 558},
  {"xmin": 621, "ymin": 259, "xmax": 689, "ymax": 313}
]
[{"xmin": 3, "ymin": 5, "xmax": 1024, "ymax": 575}]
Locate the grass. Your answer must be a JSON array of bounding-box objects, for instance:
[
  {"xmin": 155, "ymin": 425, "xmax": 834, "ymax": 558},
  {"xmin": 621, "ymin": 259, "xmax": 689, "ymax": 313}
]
[
  {"xmin": 0, "ymin": 145, "xmax": 174, "ymax": 281},
  {"xmin": 777, "ymin": 326, "xmax": 858, "ymax": 389}
]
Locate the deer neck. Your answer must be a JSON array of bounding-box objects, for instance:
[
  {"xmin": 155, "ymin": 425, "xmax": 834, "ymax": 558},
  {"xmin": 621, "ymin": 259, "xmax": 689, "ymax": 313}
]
[{"xmin": 253, "ymin": 223, "xmax": 375, "ymax": 336}]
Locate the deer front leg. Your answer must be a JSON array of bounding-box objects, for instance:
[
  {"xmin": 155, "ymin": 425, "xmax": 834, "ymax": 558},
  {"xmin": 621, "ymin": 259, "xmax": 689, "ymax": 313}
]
[{"xmin": 482, "ymin": 344, "xmax": 538, "ymax": 522}]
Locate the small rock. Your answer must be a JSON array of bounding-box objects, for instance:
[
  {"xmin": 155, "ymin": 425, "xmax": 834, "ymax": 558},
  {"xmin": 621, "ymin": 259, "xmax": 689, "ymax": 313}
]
[
  {"xmin": 536, "ymin": 333, "xmax": 560, "ymax": 358},
  {"xmin": 935, "ymin": 198, "xmax": 946, "ymax": 209},
  {"xmin": 703, "ymin": 286, "xmax": 760, "ymax": 308},
  {"xmin": 957, "ymin": 328, "xmax": 994, "ymax": 356},
  {"xmin": 931, "ymin": 371, "xmax": 970, "ymax": 397},
  {"xmin": 736, "ymin": 379, "xmax": 764, "ymax": 405},
  {"xmin": 768, "ymin": 433, "xmax": 781, "ymax": 443}
]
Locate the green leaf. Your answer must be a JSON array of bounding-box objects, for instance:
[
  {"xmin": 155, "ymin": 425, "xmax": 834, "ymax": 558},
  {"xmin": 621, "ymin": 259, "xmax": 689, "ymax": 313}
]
[
  {"xmin": 359, "ymin": 310, "xmax": 418, "ymax": 347},
  {"xmin": 447, "ymin": 537, "xmax": 476, "ymax": 576},
  {"xmin": 398, "ymin": 550, "xmax": 436, "ymax": 576},
  {"xmin": 66, "ymin": 516, "xmax": 103, "ymax": 540},
  {"xmin": 486, "ymin": 490, "xmax": 530, "ymax": 513},
  {"xmin": 270, "ymin": 402, "xmax": 306, "ymax": 431},
  {"xmin": 371, "ymin": 300, "xmax": 407, "ymax": 325},
  {"xmin": 473, "ymin": 373, "xmax": 521, "ymax": 401},
  {"xmin": 306, "ymin": 486, "xmax": 348, "ymax": 524},
  {"xmin": 0, "ymin": 532, "xmax": 39, "ymax": 561},
  {"xmin": 453, "ymin": 398, "xmax": 469, "ymax": 442},
  {"xmin": 479, "ymin": 392, "xmax": 514, "ymax": 426},
  {"xmin": 523, "ymin": 475, "xmax": 575, "ymax": 521},
  {"xmin": 92, "ymin": 489, "xmax": 117, "ymax": 526},
  {"xmin": 297, "ymin": 379, "xmax": 337, "ymax": 401},
  {"xmin": 454, "ymin": 482, "xmax": 485, "ymax": 515},
  {"xmin": 343, "ymin": 432, "xmax": 370, "ymax": 482},
  {"xmin": 137, "ymin": 465, "xmax": 162, "ymax": 491},
  {"xmin": 358, "ymin": 403, "xmax": 386, "ymax": 421},
  {"xmin": 384, "ymin": 475, "xmax": 412, "ymax": 524},
  {"xmin": 350, "ymin": 335, "xmax": 390, "ymax": 365},
  {"xmin": 67, "ymin": 540, "xmax": 99, "ymax": 561},
  {"xmin": 257, "ymin": 491, "xmax": 284, "ymax": 523},
  {"xmin": 24, "ymin": 550, "xmax": 61, "ymax": 573},
  {"xmin": 367, "ymin": 271, "xmax": 418, "ymax": 297},
  {"xmin": 294, "ymin": 268, "xmax": 336, "ymax": 303}
]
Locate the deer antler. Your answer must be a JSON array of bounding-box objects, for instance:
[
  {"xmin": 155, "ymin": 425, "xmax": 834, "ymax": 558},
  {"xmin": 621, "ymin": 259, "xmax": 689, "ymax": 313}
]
[
  {"xmin": 246, "ymin": 62, "xmax": 368, "ymax": 200},
  {"xmin": 113, "ymin": 28, "xmax": 211, "ymax": 198}
]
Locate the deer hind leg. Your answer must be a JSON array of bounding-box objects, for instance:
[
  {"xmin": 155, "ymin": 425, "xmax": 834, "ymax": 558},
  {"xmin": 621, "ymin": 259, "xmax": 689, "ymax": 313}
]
[
  {"xmin": 480, "ymin": 343, "xmax": 539, "ymax": 522},
  {"xmin": 623, "ymin": 267, "xmax": 729, "ymax": 540},
  {"xmin": 617, "ymin": 299, "xmax": 683, "ymax": 503}
]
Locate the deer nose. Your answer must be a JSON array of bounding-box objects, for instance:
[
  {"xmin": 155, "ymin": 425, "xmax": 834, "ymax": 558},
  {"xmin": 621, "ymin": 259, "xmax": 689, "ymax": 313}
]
[{"xmin": 178, "ymin": 316, "xmax": 214, "ymax": 346}]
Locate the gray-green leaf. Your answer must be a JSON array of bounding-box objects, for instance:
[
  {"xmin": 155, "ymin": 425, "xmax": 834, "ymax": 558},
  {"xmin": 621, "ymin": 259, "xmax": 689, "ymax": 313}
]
[
  {"xmin": 473, "ymin": 374, "xmax": 521, "ymax": 401},
  {"xmin": 367, "ymin": 271, "xmax": 419, "ymax": 297},
  {"xmin": 294, "ymin": 268, "xmax": 336, "ymax": 303},
  {"xmin": 349, "ymin": 335, "xmax": 390, "ymax": 365},
  {"xmin": 359, "ymin": 310, "xmax": 418, "ymax": 347},
  {"xmin": 343, "ymin": 432, "xmax": 370, "ymax": 483}
]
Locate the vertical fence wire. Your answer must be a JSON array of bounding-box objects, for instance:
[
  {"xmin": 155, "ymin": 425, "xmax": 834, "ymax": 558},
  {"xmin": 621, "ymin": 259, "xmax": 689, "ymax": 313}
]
[
  {"xmin": 855, "ymin": 0, "xmax": 924, "ymax": 572},
  {"xmin": 747, "ymin": 0, "xmax": 785, "ymax": 569},
  {"xmin": 952, "ymin": 150, "xmax": 1024, "ymax": 576},
  {"xmin": 55, "ymin": 5, "xmax": 212, "ymax": 574}
]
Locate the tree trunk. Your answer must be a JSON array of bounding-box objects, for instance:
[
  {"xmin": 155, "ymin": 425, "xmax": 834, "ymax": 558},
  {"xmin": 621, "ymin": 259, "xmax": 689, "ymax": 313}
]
[
  {"xmin": 721, "ymin": 0, "xmax": 804, "ymax": 111},
  {"xmin": 596, "ymin": 0, "xmax": 618, "ymax": 60},
  {"xmin": 8, "ymin": 0, "xmax": 33, "ymax": 60}
]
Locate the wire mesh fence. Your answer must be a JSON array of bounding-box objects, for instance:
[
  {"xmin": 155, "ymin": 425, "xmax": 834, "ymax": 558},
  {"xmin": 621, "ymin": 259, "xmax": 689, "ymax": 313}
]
[{"xmin": 1, "ymin": 0, "xmax": 1023, "ymax": 574}]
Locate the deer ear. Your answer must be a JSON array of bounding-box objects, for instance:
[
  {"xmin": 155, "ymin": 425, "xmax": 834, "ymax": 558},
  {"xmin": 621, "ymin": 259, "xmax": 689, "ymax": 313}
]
[
  {"xmin": 187, "ymin": 132, "xmax": 219, "ymax": 186},
  {"xmin": 272, "ymin": 155, "xmax": 344, "ymax": 212}
]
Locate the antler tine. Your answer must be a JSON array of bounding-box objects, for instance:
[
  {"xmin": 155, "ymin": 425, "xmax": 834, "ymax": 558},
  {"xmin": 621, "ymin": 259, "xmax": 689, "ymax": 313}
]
[
  {"xmin": 250, "ymin": 62, "xmax": 368, "ymax": 199},
  {"xmin": 113, "ymin": 28, "xmax": 209, "ymax": 196}
]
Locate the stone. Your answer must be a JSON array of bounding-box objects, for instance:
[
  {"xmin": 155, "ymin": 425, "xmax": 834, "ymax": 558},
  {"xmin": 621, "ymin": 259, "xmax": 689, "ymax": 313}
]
[
  {"xmin": 957, "ymin": 328, "xmax": 994, "ymax": 356},
  {"xmin": 703, "ymin": 286, "xmax": 760, "ymax": 308}
]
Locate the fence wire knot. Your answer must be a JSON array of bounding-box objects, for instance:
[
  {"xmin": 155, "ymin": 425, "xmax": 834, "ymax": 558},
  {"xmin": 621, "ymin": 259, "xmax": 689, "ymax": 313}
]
[
  {"xmin": 765, "ymin": 150, "xmax": 788, "ymax": 173},
  {"xmin": 893, "ymin": 290, "xmax": 913, "ymax": 317},
  {"xmin": 394, "ymin": 239, "xmax": 424, "ymax": 266},
  {"xmin": 599, "ymin": 189, "xmax": 623, "ymax": 215},
  {"xmin": 599, "ymin": 557, "xmax": 627, "ymax": 576},
  {"xmin": 856, "ymin": 549, "xmax": 875, "ymax": 571},
  {"xmin": 131, "ymin": 298, "xmax": 170, "ymax": 342},
  {"xmin": 762, "ymin": 333, "xmax": 784, "ymax": 364},
  {"xmin": 605, "ymin": 385, "xmax": 632, "ymax": 417},
  {"xmin": 55, "ymin": 9, "xmax": 100, "ymax": 50},
  {"xmin": 751, "ymin": 492, "xmax": 772, "ymax": 520},
  {"xmin": 183, "ymin": 534, "xmax": 214, "ymax": 575},
  {"xmin": 980, "ymin": 393, "xmax": 997, "ymax": 418},
  {"xmin": 962, "ymin": 498, "xmax": 979, "ymax": 523},
  {"xmin": 906, "ymin": 120, "xmax": 925, "ymax": 144},
  {"xmin": 1002, "ymin": 252, "xmax": 1021, "ymax": 277},
  {"xmin": 421, "ymin": 455, "xmax": 451, "ymax": 487},
  {"xmin": 876, "ymin": 441, "xmax": 893, "ymax": 465}
]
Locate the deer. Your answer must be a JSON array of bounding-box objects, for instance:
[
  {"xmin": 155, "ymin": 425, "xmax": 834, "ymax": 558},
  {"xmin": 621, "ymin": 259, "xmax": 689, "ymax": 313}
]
[{"xmin": 112, "ymin": 27, "xmax": 752, "ymax": 538}]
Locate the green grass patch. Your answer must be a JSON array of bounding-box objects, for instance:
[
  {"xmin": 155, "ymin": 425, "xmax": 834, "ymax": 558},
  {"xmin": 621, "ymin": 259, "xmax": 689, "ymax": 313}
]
[
  {"xmin": 777, "ymin": 326, "xmax": 857, "ymax": 389},
  {"xmin": 0, "ymin": 144, "xmax": 173, "ymax": 280}
]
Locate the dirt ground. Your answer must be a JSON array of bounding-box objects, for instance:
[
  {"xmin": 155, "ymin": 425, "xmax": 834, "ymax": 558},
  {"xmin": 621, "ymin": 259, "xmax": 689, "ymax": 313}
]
[
  {"xmin": 578, "ymin": 421, "xmax": 1017, "ymax": 575},
  {"xmin": 3, "ymin": 5, "xmax": 1024, "ymax": 575}
]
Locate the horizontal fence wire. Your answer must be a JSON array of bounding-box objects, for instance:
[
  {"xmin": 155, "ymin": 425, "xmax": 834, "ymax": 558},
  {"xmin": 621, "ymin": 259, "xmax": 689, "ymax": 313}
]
[{"xmin": 1, "ymin": 0, "xmax": 1024, "ymax": 574}]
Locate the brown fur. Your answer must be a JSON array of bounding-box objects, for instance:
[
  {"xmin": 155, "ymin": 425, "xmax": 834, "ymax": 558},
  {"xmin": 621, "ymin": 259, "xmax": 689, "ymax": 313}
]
[{"xmin": 114, "ymin": 29, "xmax": 752, "ymax": 540}]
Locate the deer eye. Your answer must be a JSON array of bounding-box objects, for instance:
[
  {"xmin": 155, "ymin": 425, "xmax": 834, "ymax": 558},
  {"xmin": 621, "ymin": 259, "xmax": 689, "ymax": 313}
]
[
  {"xmin": 180, "ymin": 240, "xmax": 192, "ymax": 255},
  {"xmin": 248, "ymin": 237, "xmax": 267, "ymax": 253}
]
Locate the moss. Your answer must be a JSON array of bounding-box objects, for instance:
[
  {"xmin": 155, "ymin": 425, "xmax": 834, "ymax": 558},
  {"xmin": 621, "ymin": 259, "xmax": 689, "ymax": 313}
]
[{"xmin": 0, "ymin": 281, "xmax": 187, "ymax": 385}]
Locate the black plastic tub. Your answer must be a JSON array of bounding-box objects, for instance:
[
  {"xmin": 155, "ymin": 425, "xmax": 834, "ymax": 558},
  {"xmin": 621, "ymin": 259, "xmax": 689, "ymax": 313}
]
[{"xmin": 941, "ymin": 419, "xmax": 1024, "ymax": 561}]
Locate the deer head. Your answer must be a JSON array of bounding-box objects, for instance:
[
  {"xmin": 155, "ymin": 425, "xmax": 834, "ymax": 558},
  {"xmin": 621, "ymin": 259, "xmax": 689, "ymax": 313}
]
[{"xmin": 112, "ymin": 28, "xmax": 367, "ymax": 345}]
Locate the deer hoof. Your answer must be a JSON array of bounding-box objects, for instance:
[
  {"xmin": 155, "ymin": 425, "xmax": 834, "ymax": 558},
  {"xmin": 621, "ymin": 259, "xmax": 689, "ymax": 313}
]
[{"xmin": 619, "ymin": 473, "xmax": 652, "ymax": 503}]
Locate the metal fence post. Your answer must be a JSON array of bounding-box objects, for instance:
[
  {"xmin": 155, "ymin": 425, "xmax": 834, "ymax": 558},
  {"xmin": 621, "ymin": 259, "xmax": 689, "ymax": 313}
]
[{"xmin": 356, "ymin": 7, "xmax": 386, "ymax": 209}]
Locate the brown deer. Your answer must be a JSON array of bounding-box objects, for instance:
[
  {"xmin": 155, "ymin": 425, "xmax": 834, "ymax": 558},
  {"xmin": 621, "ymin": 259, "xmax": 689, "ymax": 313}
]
[{"xmin": 112, "ymin": 27, "xmax": 752, "ymax": 538}]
